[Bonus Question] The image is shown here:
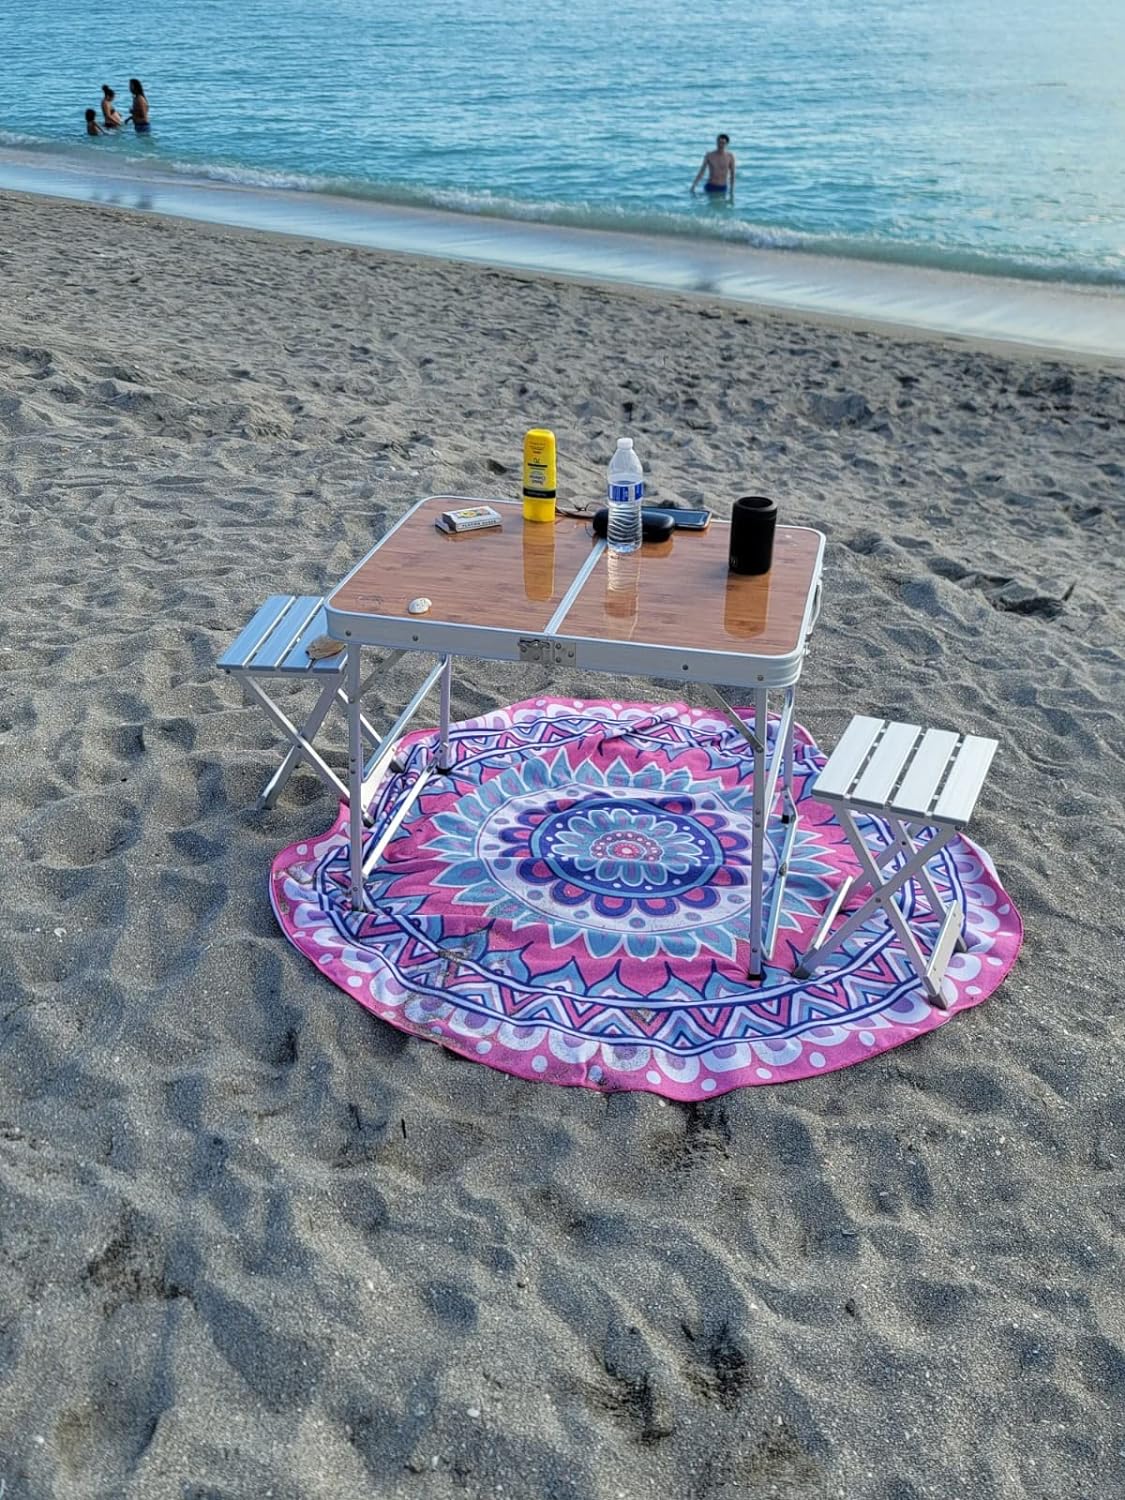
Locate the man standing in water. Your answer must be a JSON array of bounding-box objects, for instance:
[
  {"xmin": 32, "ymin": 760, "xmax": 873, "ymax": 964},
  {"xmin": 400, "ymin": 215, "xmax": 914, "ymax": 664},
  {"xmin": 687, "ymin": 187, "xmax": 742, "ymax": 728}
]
[{"xmin": 691, "ymin": 134, "xmax": 736, "ymax": 201}]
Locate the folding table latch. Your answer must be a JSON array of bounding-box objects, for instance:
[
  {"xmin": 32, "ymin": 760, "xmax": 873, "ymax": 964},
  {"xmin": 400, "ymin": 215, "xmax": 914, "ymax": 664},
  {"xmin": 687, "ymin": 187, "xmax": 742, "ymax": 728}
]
[{"xmin": 518, "ymin": 636, "xmax": 577, "ymax": 666}]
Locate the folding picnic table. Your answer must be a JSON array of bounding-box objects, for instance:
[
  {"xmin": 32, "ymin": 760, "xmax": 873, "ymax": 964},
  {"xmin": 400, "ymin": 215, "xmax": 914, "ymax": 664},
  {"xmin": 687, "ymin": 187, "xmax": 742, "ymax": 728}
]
[{"xmin": 326, "ymin": 496, "xmax": 824, "ymax": 980}]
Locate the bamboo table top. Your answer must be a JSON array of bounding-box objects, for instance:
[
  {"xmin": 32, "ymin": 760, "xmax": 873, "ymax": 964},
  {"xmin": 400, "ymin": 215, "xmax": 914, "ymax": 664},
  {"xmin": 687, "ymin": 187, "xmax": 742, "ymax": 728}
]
[
  {"xmin": 329, "ymin": 496, "xmax": 822, "ymax": 662},
  {"xmin": 330, "ymin": 498, "xmax": 596, "ymax": 635},
  {"xmin": 561, "ymin": 524, "xmax": 821, "ymax": 656}
]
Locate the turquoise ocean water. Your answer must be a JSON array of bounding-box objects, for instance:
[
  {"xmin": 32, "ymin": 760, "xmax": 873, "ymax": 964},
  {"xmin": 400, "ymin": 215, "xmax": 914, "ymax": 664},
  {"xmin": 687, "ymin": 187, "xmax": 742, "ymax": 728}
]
[{"xmin": 2, "ymin": 0, "xmax": 1124, "ymax": 342}]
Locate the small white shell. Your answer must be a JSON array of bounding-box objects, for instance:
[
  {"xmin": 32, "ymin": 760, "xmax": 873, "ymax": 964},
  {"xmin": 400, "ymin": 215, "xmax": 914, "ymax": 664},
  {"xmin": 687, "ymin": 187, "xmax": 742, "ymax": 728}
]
[{"xmin": 407, "ymin": 596, "xmax": 432, "ymax": 615}]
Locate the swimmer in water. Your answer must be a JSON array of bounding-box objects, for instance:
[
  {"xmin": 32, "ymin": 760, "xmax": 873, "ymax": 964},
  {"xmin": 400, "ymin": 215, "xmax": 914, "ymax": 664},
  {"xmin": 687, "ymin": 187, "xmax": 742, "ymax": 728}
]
[
  {"xmin": 691, "ymin": 133, "xmax": 736, "ymax": 202},
  {"xmin": 100, "ymin": 85, "xmax": 123, "ymax": 129},
  {"xmin": 85, "ymin": 108, "xmax": 103, "ymax": 136},
  {"xmin": 126, "ymin": 78, "xmax": 150, "ymax": 133}
]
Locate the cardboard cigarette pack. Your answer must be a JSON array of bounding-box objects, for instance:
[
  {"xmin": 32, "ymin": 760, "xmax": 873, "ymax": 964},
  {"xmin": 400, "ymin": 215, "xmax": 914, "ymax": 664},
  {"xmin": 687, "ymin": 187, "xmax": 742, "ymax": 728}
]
[{"xmin": 435, "ymin": 505, "xmax": 503, "ymax": 534}]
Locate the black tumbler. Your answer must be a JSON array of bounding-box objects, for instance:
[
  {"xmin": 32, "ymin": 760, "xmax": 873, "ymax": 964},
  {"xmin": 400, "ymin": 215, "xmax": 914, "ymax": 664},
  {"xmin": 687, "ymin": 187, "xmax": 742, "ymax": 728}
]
[{"xmin": 729, "ymin": 495, "xmax": 778, "ymax": 575}]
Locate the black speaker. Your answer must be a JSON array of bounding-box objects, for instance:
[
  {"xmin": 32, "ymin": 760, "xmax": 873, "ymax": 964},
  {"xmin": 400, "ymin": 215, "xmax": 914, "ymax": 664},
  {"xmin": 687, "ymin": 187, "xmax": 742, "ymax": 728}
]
[{"xmin": 729, "ymin": 496, "xmax": 777, "ymax": 575}]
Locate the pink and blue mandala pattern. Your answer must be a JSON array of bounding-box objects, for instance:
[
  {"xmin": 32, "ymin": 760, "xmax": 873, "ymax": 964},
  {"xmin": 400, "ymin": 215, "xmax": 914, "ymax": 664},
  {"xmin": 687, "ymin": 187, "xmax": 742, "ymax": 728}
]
[
  {"xmin": 270, "ymin": 698, "xmax": 1023, "ymax": 1099},
  {"xmin": 422, "ymin": 753, "xmax": 800, "ymax": 965}
]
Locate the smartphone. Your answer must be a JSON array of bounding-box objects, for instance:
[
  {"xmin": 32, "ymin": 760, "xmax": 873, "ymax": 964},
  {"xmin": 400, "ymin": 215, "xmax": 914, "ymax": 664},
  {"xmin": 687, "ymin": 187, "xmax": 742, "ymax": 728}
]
[{"xmin": 670, "ymin": 509, "xmax": 712, "ymax": 530}]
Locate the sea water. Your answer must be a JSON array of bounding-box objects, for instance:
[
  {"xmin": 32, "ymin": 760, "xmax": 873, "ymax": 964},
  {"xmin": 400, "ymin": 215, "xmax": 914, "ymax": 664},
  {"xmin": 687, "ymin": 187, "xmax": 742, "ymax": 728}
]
[{"xmin": 2, "ymin": 0, "xmax": 1123, "ymax": 339}]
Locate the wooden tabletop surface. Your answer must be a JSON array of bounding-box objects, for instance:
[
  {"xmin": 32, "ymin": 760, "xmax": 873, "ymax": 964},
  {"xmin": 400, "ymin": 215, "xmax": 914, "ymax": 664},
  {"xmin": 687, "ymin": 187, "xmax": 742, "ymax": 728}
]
[
  {"xmin": 330, "ymin": 498, "xmax": 596, "ymax": 634},
  {"xmin": 559, "ymin": 524, "xmax": 820, "ymax": 656},
  {"xmin": 329, "ymin": 497, "xmax": 821, "ymax": 657}
]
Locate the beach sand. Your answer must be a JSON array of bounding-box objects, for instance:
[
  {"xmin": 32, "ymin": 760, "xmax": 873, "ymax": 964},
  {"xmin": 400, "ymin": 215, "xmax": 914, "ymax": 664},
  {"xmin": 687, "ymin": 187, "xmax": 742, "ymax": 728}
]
[{"xmin": 0, "ymin": 189, "xmax": 1123, "ymax": 1499}]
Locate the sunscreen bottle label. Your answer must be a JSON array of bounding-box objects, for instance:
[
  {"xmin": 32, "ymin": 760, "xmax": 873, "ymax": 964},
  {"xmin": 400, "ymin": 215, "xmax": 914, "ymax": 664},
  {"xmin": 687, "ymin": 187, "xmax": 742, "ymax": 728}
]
[
  {"xmin": 523, "ymin": 429, "xmax": 557, "ymax": 499},
  {"xmin": 523, "ymin": 428, "xmax": 557, "ymax": 521}
]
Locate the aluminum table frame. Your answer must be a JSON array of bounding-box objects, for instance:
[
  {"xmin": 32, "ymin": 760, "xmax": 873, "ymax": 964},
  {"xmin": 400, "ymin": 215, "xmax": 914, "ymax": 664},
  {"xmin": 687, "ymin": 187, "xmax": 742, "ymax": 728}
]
[{"xmin": 327, "ymin": 496, "xmax": 825, "ymax": 982}]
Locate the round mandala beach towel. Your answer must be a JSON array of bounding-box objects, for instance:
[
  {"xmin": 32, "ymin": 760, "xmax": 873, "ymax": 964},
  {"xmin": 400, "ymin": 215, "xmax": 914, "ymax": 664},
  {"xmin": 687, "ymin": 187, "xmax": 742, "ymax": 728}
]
[{"xmin": 270, "ymin": 698, "xmax": 1022, "ymax": 1099}]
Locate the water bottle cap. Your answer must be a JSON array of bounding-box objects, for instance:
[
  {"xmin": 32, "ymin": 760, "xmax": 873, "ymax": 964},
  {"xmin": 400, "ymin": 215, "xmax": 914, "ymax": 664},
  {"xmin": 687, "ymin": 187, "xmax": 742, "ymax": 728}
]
[{"xmin": 616, "ymin": 437, "xmax": 633, "ymax": 448}]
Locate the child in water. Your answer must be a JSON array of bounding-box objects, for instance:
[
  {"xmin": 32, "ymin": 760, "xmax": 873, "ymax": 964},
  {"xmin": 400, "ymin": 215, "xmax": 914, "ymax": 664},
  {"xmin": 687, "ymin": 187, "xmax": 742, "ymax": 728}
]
[{"xmin": 85, "ymin": 109, "xmax": 103, "ymax": 136}]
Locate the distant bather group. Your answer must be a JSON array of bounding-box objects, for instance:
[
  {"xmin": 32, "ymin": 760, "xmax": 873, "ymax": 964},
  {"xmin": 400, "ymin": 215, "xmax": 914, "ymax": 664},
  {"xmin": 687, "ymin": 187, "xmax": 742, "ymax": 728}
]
[{"xmin": 85, "ymin": 80, "xmax": 150, "ymax": 137}]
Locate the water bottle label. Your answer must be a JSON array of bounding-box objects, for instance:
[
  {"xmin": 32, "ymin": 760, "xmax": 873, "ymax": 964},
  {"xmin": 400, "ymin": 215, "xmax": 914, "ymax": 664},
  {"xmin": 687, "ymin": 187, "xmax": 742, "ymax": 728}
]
[{"xmin": 608, "ymin": 481, "xmax": 645, "ymax": 503}]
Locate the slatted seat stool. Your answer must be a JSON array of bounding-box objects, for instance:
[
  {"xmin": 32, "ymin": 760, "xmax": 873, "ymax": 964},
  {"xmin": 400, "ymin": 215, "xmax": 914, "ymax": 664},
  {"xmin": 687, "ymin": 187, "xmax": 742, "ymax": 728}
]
[
  {"xmin": 794, "ymin": 716, "xmax": 998, "ymax": 1007},
  {"xmin": 218, "ymin": 594, "xmax": 447, "ymax": 818}
]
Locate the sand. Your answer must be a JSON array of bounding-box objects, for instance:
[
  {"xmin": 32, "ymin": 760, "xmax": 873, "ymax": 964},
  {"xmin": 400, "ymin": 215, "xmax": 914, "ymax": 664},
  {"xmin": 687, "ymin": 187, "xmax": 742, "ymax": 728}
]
[{"xmin": 0, "ymin": 188, "xmax": 1123, "ymax": 1500}]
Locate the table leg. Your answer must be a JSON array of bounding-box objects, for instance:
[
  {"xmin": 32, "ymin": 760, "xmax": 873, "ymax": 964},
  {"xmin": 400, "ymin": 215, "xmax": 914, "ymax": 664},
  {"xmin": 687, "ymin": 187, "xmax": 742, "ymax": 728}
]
[
  {"xmin": 748, "ymin": 685, "xmax": 769, "ymax": 981},
  {"xmin": 437, "ymin": 655, "xmax": 453, "ymax": 772},
  {"xmin": 346, "ymin": 645, "xmax": 367, "ymax": 912},
  {"xmin": 781, "ymin": 686, "xmax": 797, "ymax": 819}
]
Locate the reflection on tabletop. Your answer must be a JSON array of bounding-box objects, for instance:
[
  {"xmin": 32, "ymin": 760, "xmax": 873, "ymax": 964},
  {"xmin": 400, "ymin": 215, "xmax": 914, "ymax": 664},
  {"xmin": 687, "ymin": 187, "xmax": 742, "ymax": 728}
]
[
  {"xmin": 724, "ymin": 567, "xmax": 772, "ymax": 639},
  {"xmin": 522, "ymin": 521, "xmax": 557, "ymax": 603},
  {"xmin": 605, "ymin": 549, "xmax": 641, "ymax": 629}
]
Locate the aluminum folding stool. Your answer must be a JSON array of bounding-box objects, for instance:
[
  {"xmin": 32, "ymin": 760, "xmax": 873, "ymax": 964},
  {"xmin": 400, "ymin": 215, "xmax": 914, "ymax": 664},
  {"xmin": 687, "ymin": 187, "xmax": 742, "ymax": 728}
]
[
  {"xmin": 794, "ymin": 716, "xmax": 998, "ymax": 1007},
  {"xmin": 218, "ymin": 594, "xmax": 427, "ymax": 816}
]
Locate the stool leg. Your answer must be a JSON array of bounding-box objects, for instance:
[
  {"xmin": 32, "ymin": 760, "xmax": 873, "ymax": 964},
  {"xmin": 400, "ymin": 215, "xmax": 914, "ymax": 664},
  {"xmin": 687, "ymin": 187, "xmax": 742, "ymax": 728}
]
[
  {"xmin": 887, "ymin": 815, "xmax": 952, "ymax": 924},
  {"xmin": 238, "ymin": 674, "xmax": 349, "ymax": 804},
  {"xmin": 258, "ymin": 673, "xmax": 341, "ymax": 810},
  {"xmin": 891, "ymin": 815, "xmax": 966, "ymax": 953},
  {"xmin": 796, "ymin": 810, "xmax": 956, "ymax": 1003},
  {"xmin": 841, "ymin": 810, "xmax": 955, "ymax": 1005},
  {"xmin": 781, "ymin": 686, "xmax": 797, "ymax": 821}
]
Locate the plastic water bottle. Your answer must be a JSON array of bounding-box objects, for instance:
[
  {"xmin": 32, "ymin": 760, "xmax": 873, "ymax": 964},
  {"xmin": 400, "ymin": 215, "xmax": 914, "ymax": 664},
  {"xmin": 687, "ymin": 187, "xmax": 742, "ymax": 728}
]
[{"xmin": 606, "ymin": 438, "xmax": 644, "ymax": 554}]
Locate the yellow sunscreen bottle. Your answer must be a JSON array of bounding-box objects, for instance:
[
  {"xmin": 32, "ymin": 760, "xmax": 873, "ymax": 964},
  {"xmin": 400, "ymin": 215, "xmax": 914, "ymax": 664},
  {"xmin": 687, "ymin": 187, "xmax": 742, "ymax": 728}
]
[{"xmin": 522, "ymin": 428, "xmax": 557, "ymax": 523}]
